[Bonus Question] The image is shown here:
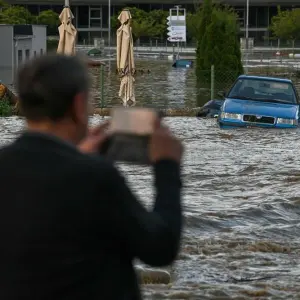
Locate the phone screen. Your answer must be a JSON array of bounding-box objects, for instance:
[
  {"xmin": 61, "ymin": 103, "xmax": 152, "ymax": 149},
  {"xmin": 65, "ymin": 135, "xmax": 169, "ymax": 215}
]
[{"xmin": 99, "ymin": 108, "xmax": 160, "ymax": 165}]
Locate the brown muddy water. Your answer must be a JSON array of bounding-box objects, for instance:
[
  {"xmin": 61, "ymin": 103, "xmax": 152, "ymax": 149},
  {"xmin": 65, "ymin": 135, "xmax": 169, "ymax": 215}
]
[
  {"xmin": 90, "ymin": 58, "xmax": 300, "ymax": 110},
  {"xmin": 2, "ymin": 116, "xmax": 300, "ymax": 299},
  {"xmin": 90, "ymin": 60, "xmax": 204, "ymax": 109},
  {"xmin": 2, "ymin": 60, "xmax": 300, "ymax": 299}
]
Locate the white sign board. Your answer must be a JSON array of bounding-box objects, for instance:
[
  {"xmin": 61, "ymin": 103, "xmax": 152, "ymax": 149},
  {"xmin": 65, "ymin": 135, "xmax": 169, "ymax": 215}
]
[
  {"xmin": 167, "ymin": 36, "xmax": 185, "ymax": 42},
  {"xmin": 167, "ymin": 28, "xmax": 186, "ymax": 42},
  {"xmin": 166, "ymin": 8, "xmax": 186, "ymax": 43},
  {"xmin": 167, "ymin": 28, "xmax": 186, "ymax": 41}
]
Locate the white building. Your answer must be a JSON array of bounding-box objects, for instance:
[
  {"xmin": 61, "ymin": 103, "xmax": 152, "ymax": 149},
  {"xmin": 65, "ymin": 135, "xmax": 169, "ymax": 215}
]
[{"xmin": 0, "ymin": 24, "xmax": 47, "ymax": 85}]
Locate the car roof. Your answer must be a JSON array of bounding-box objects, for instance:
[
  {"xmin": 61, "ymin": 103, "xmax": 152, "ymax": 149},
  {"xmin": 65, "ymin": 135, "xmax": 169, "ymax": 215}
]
[{"xmin": 238, "ymin": 75, "xmax": 292, "ymax": 83}]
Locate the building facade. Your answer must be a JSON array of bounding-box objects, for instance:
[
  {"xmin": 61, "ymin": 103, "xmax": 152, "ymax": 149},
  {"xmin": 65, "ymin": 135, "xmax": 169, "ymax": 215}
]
[
  {"xmin": 0, "ymin": 24, "xmax": 47, "ymax": 85},
  {"xmin": 6, "ymin": 0, "xmax": 300, "ymax": 45}
]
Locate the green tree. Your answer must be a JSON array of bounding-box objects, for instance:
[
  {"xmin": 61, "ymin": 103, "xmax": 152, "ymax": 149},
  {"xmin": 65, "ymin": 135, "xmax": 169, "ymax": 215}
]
[
  {"xmin": 111, "ymin": 7, "xmax": 167, "ymax": 41},
  {"xmin": 37, "ymin": 10, "xmax": 59, "ymax": 27},
  {"xmin": 37, "ymin": 10, "xmax": 60, "ymax": 35},
  {"xmin": 0, "ymin": 1, "xmax": 60, "ymax": 36},
  {"xmin": 196, "ymin": 0, "xmax": 213, "ymax": 74},
  {"xmin": 195, "ymin": 0, "xmax": 243, "ymax": 105},
  {"xmin": 0, "ymin": 0, "xmax": 8, "ymax": 10},
  {"xmin": 148, "ymin": 9, "xmax": 168, "ymax": 38},
  {"xmin": 186, "ymin": 11, "xmax": 201, "ymax": 41},
  {"xmin": 270, "ymin": 7, "xmax": 300, "ymax": 51},
  {"xmin": 131, "ymin": 18, "xmax": 155, "ymax": 42},
  {"xmin": 0, "ymin": 4, "xmax": 34, "ymax": 24}
]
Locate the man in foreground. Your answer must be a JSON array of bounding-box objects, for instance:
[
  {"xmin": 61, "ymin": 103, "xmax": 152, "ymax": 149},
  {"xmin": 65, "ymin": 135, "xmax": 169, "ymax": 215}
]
[{"xmin": 0, "ymin": 54, "xmax": 183, "ymax": 300}]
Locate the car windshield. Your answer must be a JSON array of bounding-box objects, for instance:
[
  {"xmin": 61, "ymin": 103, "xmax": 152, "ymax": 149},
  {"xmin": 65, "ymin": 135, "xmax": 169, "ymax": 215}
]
[{"xmin": 227, "ymin": 78, "xmax": 297, "ymax": 104}]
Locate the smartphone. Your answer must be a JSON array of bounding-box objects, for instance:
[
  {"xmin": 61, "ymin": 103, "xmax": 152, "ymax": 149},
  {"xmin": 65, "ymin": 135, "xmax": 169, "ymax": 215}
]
[{"xmin": 99, "ymin": 107, "xmax": 162, "ymax": 165}]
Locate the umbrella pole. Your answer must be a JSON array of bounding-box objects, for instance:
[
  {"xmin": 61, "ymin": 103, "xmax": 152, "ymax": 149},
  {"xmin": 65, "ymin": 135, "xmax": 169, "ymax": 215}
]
[
  {"xmin": 64, "ymin": 0, "xmax": 69, "ymax": 6},
  {"xmin": 108, "ymin": 0, "xmax": 111, "ymax": 72},
  {"xmin": 100, "ymin": 64, "xmax": 105, "ymax": 118}
]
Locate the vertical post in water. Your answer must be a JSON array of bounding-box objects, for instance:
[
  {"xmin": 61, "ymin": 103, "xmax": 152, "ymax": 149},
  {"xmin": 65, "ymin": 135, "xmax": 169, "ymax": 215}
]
[
  {"xmin": 245, "ymin": 0, "xmax": 249, "ymax": 74},
  {"xmin": 108, "ymin": 0, "xmax": 111, "ymax": 72},
  {"xmin": 173, "ymin": 44, "xmax": 175, "ymax": 60},
  {"xmin": 101, "ymin": 64, "xmax": 104, "ymax": 117},
  {"xmin": 169, "ymin": 8, "xmax": 174, "ymax": 60},
  {"xmin": 177, "ymin": 6, "xmax": 179, "ymax": 59},
  {"xmin": 211, "ymin": 65, "xmax": 215, "ymax": 100},
  {"xmin": 176, "ymin": 5, "xmax": 180, "ymax": 59}
]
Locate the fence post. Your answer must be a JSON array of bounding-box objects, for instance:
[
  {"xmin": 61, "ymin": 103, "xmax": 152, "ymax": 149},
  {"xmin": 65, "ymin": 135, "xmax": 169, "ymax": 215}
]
[
  {"xmin": 100, "ymin": 64, "xmax": 105, "ymax": 117},
  {"xmin": 211, "ymin": 65, "xmax": 215, "ymax": 100}
]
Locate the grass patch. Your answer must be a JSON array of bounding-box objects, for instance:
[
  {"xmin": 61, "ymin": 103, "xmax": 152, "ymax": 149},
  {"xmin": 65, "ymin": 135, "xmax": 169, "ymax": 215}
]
[{"xmin": 0, "ymin": 96, "xmax": 13, "ymax": 117}]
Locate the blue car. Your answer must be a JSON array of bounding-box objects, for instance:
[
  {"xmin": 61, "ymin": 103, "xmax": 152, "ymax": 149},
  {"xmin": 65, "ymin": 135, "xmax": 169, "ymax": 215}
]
[
  {"xmin": 196, "ymin": 99, "xmax": 225, "ymax": 118},
  {"xmin": 218, "ymin": 75, "xmax": 300, "ymax": 129}
]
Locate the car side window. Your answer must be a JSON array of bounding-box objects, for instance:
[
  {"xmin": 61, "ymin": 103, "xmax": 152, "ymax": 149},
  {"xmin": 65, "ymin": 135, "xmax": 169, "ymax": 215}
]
[{"xmin": 230, "ymin": 80, "xmax": 243, "ymax": 95}]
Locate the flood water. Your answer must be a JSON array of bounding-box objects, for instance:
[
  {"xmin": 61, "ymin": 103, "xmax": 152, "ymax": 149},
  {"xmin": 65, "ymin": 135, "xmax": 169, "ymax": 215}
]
[
  {"xmin": 90, "ymin": 57, "xmax": 300, "ymax": 110},
  {"xmin": 90, "ymin": 59, "xmax": 198, "ymax": 109},
  {"xmin": 2, "ymin": 115, "xmax": 300, "ymax": 299},
  {"xmin": 2, "ymin": 59, "xmax": 300, "ymax": 299}
]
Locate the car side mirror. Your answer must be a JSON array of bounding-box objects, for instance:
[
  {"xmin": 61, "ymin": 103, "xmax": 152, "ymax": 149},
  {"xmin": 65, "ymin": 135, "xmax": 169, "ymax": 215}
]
[{"xmin": 217, "ymin": 91, "xmax": 226, "ymax": 98}]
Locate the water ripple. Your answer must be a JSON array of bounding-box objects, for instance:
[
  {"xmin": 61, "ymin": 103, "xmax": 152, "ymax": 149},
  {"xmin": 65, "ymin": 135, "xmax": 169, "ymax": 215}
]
[{"xmin": 2, "ymin": 116, "xmax": 300, "ymax": 299}]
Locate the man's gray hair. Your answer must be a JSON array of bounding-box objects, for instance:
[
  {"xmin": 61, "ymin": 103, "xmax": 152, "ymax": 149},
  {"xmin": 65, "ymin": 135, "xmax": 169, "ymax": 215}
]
[{"xmin": 16, "ymin": 54, "xmax": 90, "ymax": 121}]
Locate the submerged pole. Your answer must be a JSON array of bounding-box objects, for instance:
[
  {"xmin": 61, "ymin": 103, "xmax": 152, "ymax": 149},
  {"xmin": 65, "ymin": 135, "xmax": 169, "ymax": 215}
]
[
  {"xmin": 101, "ymin": 64, "xmax": 105, "ymax": 117},
  {"xmin": 108, "ymin": 0, "xmax": 111, "ymax": 72},
  {"xmin": 245, "ymin": 0, "xmax": 249, "ymax": 74},
  {"xmin": 211, "ymin": 65, "xmax": 215, "ymax": 100}
]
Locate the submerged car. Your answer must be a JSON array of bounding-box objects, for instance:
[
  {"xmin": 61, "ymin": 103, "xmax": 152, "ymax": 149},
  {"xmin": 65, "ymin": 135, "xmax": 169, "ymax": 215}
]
[
  {"xmin": 196, "ymin": 99, "xmax": 225, "ymax": 118},
  {"xmin": 218, "ymin": 75, "xmax": 300, "ymax": 129}
]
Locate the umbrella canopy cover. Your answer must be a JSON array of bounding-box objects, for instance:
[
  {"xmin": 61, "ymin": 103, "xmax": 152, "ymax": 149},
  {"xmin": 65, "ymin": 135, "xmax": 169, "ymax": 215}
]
[
  {"xmin": 117, "ymin": 9, "xmax": 136, "ymax": 106},
  {"xmin": 57, "ymin": 7, "xmax": 77, "ymax": 55}
]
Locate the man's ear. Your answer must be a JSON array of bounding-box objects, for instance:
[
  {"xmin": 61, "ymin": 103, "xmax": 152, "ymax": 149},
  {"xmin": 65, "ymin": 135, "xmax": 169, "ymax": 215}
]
[{"xmin": 71, "ymin": 92, "xmax": 88, "ymax": 124}]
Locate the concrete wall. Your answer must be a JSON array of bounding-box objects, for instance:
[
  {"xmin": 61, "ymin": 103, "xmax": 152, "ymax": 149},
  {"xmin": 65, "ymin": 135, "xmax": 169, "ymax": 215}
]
[
  {"xmin": 0, "ymin": 25, "xmax": 47, "ymax": 85},
  {"xmin": 15, "ymin": 37, "xmax": 33, "ymax": 70},
  {"xmin": 0, "ymin": 26, "xmax": 14, "ymax": 86},
  {"xmin": 32, "ymin": 25, "xmax": 47, "ymax": 57}
]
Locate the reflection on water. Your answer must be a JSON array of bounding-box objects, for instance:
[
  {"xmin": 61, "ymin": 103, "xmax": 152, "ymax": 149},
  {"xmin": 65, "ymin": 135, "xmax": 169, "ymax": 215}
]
[
  {"xmin": 90, "ymin": 58, "xmax": 300, "ymax": 110},
  {"xmin": 2, "ymin": 116, "xmax": 300, "ymax": 299},
  {"xmin": 166, "ymin": 68, "xmax": 188, "ymax": 107},
  {"xmin": 90, "ymin": 59, "xmax": 197, "ymax": 109}
]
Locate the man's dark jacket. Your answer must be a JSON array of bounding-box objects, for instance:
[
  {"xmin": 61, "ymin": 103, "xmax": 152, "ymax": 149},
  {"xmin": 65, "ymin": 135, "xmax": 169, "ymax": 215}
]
[{"xmin": 0, "ymin": 132, "xmax": 182, "ymax": 300}]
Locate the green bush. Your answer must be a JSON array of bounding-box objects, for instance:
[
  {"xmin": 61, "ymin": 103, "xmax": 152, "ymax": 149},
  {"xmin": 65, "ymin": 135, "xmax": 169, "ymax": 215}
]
[
  {"xmin": 0, "ymin": 96, "xmax": 13, "ymax": 117},
  {"xmin": 196, "ymin": 0, "xmax": 243, "ymax": 92},
  {"xmin": 47, "ymin": 39, "xmax": 59, "ymax": 52}
]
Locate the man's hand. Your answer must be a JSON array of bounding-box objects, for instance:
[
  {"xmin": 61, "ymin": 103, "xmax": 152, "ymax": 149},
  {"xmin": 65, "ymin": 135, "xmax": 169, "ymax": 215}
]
[
  {"xmin": 78, "ymin": 121, "xmax": 109, "ymax": 154},
  {"xmin": 149, "ymin": 119, "xmax": 183, "ymax": 164}
]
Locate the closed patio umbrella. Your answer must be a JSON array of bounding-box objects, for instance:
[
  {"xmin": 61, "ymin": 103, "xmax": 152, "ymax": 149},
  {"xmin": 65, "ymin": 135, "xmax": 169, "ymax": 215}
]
[
  {"xmin": 57, "ymin": 1, "xmax": 77, "ymax": 55},
  {"xmin": 116, "ymin": 9, "xmax": 136, "ymax": 107}
]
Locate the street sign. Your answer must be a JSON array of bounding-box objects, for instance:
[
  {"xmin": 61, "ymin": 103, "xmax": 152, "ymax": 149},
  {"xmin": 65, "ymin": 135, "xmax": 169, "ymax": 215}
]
[
  {"xmin": 167, "ymin": 15, "xmax": 185, "ymax": 21},
  {"xmin": 168, "ymin": 26, "xmax": 186, "ymax": 31},
  {"xmin": 166, "ymin": 7, "xmax": 186, "ymax": 43},
  {"xmin": 167, "ymin": 30, "xmax": 186, "ymax": 40},
  {"xmin": 167, "ymin": 28, "xmax": 186, "ymax": 41},
  {"xmin": 167, "ymin": 36, "xmax": 184, "ymax": 42}
]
